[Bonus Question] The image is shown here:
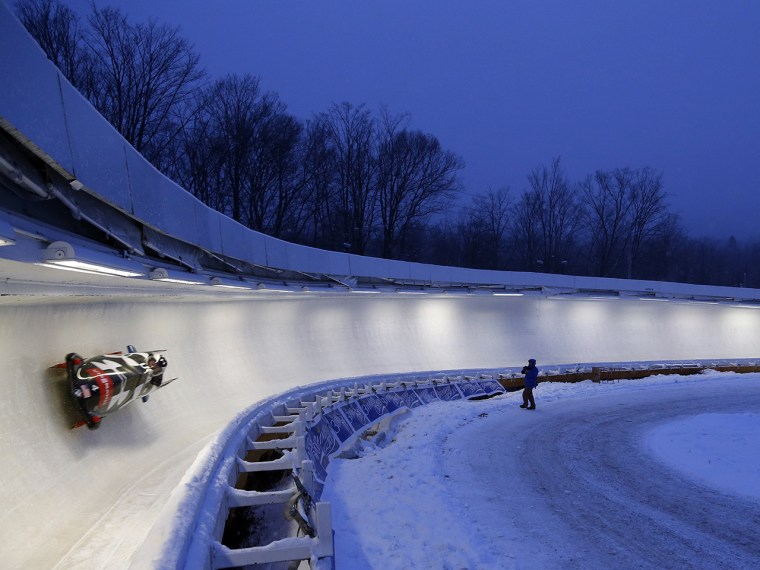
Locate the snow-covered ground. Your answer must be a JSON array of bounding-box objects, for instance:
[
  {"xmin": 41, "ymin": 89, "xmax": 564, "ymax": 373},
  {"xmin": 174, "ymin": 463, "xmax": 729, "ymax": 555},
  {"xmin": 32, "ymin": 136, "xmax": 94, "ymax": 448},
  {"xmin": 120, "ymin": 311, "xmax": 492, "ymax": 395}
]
[{"xmin": 323, "ymin": 372, "xmax": 760, "ymax": 569}]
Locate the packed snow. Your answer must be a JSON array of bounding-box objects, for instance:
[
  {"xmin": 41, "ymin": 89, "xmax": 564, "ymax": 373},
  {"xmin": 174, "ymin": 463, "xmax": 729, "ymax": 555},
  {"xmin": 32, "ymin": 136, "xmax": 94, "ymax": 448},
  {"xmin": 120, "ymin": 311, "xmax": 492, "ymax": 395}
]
[{"xmin": 322, "ymin": 372, "xmax": 760, "ymax": 569}]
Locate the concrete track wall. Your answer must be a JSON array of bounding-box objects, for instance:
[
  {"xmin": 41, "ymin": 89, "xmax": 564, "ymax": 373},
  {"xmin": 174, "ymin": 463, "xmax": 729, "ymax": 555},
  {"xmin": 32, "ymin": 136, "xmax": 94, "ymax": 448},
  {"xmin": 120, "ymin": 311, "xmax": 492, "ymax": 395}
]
[{"xmin": 1, "ymin": 291, "xmax": 758, "ymax": 568}]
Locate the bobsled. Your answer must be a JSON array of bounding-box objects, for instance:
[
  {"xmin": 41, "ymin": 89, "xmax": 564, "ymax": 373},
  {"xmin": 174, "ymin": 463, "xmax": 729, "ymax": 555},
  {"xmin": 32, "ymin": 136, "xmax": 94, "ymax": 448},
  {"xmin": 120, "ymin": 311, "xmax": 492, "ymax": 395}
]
[{"xmin": 53, "ymin": 345, "xmax": 177, "ymax": 429}]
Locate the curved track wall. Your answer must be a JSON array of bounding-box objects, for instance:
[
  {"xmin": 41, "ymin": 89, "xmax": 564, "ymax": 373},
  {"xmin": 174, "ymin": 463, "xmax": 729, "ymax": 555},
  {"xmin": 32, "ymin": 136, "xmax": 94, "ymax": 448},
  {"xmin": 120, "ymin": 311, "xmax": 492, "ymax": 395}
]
[{"xmin": 1, "ymin": 291, "xmax": 759, "ymax": 568}]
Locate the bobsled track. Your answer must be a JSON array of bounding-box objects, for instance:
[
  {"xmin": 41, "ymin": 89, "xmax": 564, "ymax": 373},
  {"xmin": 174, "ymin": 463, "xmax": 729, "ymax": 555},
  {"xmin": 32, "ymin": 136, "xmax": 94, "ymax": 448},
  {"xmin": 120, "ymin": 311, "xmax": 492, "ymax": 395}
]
[{"xmin": 2, "ymin": 268, "xmax": 760, "ymax": 569}]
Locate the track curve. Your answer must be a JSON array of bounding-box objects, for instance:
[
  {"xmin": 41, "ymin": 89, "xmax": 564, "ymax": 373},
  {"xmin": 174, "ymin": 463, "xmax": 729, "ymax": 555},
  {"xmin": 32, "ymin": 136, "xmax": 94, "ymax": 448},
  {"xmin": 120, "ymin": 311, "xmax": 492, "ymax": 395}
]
[{"xmin": 2, "ymin": 278, "xmax": 760, "ymax": 568}]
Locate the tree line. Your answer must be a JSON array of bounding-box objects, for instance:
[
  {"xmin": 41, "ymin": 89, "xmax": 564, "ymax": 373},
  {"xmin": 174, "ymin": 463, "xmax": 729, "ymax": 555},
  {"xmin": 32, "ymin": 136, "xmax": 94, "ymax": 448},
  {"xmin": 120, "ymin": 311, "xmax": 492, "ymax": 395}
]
[{"xmin": 15, "ymin": 0, "xmax": 760, "ymax": 288}]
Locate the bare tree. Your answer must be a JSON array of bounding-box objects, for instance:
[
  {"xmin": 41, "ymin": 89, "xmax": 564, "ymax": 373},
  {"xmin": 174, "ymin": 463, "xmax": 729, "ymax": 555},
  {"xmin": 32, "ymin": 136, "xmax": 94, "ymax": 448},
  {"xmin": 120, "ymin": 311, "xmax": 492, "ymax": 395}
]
[
  {"xmin": 375, "ymin": 111, "xmax": 463, "ymax": 259},
  {"xmin": 169, "ymin": 102, "xmax": 228, "ymax": 213},
  {"xmin": 510, "ymin": 189, "xmax": 543, "ymax": 271},
  {"xmin": 627, "ymin": 167, "xmax": 670, "ymax": 278},
  {"xmin": 424, "ymin": 215, "xmax": 468, "ymax": 268},
  {"xmin": 465, "ymin": 187, "xmax": 512, "ymax": 269},
  {"xmin": 14, "ymin": 0, "xmax": 93, "ymax": 92},
  {"xmin": 581, "ymin": 166, "xmax": 670, "ymax": 278},
  {"xmin": 580, "ymin": 168, "xmax": 635, "ymax": 276},
  {"xmin": 312, "ymin": 102, "xmax": 377, "ymax": 254},
  {"xmin": 635, "ymin": 213, "xmax": 684, "ymax": 282},
  {"xmin": 200, "ymin": 74, "xmax": 267, "ymax": 223},
  {"xmin": 84, "ymin": 5, "xmax": 205, "ymax": 165},
  {"xmin": 173, "ymin": 75, "xmax": 309, "ymax": 241},
  {"xmin": 299, "ymin": 119, "xmax": 339, "ymax": 247},
  {"xmin": 243, "ymin": 110, "xmax": 306, "ymax": 238},
  {"xmin": 513, "ymin": 157, "xmax": 582, "ymax": 273}
]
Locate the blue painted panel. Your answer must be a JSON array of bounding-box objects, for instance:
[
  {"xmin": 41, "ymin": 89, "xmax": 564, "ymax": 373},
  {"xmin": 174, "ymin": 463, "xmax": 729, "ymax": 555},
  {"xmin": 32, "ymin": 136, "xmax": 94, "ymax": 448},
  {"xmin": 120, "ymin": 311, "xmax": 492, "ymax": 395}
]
[
  {"xmin": 357, "ymin": 394, "xmax": 388, "ymax": 422},
  {"xmin": 414, "ymin": 387, "xmax": 440, "ymax": 404},
  {"xmin": 323, "ymin": 409, "xmax": 354, "ymax": 443},
  {"xmin": 378, "ymin": 391, "xmax": 405, "ymax": 412},
  {"xmin": 339, "ymin": 401, "xmax": 370, "ymax": 430},
  {"xmin": 303, "ymin": 428, "xmax": 322, "ymax": 466},
  {"xmin": 434, "ymin": 383, "xmax": 462, "ymax": 401},
  {"xmin": 397, "ymin": 390, "xmax": 424, "ymax": 409},
  {"xmin": 457, "ymin": 381, "xmax": 486, "ymax": 399},
  {"xmin": 347, "ymin": 254, "xmax": 412, "ymax": 281},
  {"xmin": 217, "ymin": 214, "xmax": 268, "ymax": 266},
  {"xmin": 304, "ymin": 420, "xmax": 339, "ymax": 481},
  {"xmin": 478, "ymin": 380, "xmax": 506, "ymax": 395},
  {"xmin": 296, "ymin": 244, "xmax": 333, "ymax": 274}
]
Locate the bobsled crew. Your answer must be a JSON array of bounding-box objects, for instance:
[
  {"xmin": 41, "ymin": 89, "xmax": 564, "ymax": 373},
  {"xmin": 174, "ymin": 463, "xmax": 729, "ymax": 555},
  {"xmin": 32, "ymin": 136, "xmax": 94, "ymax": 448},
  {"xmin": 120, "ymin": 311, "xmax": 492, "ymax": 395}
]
[{"xmin": 54, "ymin": 345, "xmax": 177, "ymax": 429}]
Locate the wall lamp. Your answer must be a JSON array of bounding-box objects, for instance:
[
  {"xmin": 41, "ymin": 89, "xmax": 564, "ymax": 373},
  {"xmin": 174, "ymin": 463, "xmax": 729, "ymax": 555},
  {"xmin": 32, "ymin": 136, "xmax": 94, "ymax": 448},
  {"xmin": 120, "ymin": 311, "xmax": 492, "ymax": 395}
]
[
  {"xmin": 149, "ymin": 267, "xmax": 205, "ymax": 285},
  {"xmin": 209, "ymin": 276, "xmax": 252, "ymax": 290},
  {"xmin": 252, "ymin": 282, "xmax": 296, "ymax": 293},
  {"xmin": 39, "ymin": 241, "xmax": 144, "ymax": 277},
  {"xmin": 731, "ymin": 302, "xmax": 760, "ymax": 309},
  {"xmin": 394, "ymin": 288, "xmax": 427, "ymax": 294}
]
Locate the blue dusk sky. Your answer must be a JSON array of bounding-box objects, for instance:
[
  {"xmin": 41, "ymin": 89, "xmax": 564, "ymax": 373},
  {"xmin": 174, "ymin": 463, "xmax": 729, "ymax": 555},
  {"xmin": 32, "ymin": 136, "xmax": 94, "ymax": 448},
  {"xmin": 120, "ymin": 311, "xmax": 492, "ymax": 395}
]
[{"xmin": 60, "ymin": 0, "xmax": 760, "ymax": 241}]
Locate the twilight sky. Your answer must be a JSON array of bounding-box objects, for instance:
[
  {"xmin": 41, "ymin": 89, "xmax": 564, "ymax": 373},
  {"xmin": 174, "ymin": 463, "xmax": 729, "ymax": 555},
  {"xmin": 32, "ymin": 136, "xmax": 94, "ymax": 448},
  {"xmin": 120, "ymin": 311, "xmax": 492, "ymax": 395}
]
[{"xmin": 62, "ymin": 0, "xmax": 760, "ymax": 240}]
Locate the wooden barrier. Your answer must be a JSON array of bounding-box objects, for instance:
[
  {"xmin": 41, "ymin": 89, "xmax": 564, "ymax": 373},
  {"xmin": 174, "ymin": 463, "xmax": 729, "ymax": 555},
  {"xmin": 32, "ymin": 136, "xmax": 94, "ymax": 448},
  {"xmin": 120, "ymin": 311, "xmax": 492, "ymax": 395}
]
[{"xmin": 498, "ymin": 362, "xmax": 760, "ymax": 390}]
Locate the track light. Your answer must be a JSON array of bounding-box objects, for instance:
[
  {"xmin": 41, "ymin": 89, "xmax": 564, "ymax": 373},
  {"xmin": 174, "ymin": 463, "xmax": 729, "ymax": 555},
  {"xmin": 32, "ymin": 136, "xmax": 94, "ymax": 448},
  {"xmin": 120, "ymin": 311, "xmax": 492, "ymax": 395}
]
[
  {"xmin": 149, "ymin": 267, "xmax": 205, "ymax": 285},
  {"xmin": 40, "ymin": 241, "xmax": 144, "ymax": 277},
  {"xmin": 209, "ymin": 276, "xmax": 251, "ymax": 290}
]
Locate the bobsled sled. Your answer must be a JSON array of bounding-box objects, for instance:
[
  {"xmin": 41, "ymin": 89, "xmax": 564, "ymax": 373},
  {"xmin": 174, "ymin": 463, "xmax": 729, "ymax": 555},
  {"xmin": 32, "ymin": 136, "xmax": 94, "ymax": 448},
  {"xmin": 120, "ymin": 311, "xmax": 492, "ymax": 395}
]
[{"xmin": 53, "ymin": 345, "xmax": 177, "ymax": 429}]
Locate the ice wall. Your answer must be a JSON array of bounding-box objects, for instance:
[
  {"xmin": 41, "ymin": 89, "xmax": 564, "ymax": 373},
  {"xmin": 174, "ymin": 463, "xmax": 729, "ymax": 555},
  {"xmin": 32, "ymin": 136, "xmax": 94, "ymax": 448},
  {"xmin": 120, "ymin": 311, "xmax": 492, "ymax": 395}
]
[{"xmin": 1, "ymin": 292, "xmax": 758, "ymax": 568}]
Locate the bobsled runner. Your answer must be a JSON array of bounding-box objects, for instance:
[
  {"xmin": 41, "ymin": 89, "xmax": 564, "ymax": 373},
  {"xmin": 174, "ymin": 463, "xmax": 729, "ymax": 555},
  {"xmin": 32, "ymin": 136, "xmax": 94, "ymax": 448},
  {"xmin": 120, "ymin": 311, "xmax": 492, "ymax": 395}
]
[{"xmin": 53, "ymin": 345, "xmax": 177, "ymax": 429}]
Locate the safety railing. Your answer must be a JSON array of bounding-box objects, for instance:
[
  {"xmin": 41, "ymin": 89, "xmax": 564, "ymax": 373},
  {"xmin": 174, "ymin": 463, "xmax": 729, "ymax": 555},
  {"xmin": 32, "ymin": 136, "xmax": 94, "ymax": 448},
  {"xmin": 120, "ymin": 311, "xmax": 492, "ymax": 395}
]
[
  {"xmin": 144, "ymin": 373, "xmax": 504, "ymax": 569},
  {"xmin": 137, "ymin": 358, "xmax": 760, "ymax": 569}
]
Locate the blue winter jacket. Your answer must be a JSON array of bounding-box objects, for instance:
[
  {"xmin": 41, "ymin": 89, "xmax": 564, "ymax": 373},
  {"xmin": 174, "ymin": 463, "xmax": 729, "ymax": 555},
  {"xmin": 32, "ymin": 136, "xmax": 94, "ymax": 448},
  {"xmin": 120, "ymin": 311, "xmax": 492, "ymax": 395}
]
[{"xmin": 523, "ymin": 365, "xmax": 539, "ymax": 388}]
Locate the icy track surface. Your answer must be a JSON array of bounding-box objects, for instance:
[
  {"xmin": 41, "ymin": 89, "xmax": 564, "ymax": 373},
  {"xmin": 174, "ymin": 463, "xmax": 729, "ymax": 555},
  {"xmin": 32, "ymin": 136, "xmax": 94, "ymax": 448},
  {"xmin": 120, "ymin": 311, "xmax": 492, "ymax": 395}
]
[{"xmin": 323, "ymin": 373, "xmax": 760, "ymax": 569}]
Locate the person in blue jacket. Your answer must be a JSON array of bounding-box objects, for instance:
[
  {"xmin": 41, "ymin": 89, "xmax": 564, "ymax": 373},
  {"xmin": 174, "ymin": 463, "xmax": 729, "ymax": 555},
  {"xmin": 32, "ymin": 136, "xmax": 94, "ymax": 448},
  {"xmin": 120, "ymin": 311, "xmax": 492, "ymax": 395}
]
[{"xmin": 520, "ymin": 358, "xmax": 539, "ymax": 410}]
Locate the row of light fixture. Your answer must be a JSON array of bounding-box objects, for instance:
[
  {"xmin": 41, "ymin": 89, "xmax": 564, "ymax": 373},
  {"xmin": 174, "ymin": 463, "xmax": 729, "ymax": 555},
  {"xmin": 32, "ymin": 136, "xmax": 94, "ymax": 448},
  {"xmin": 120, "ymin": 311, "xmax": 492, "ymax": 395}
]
[
  {"xmin": 3, "ymin": 230, "xmax": 759, "ymax": 304},
  {"xmin": 28, "ymin": 240, "xmax": 530, "ymax": 296},
  {"xmin": 34, "ymin": 241, "xmax": 301, "ymax": 292}
]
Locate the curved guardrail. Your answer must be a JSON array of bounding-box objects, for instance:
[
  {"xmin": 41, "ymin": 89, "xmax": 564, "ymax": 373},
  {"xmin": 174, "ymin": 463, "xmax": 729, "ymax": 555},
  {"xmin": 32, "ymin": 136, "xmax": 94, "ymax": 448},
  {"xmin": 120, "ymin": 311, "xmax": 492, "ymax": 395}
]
[
  {"xmin": 133, "ymin": 357, "xmax": 760, "ymax": 569},
  {"xmin": 134, "ymin": 371, "xmax": 505, "ymax": 569}
]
